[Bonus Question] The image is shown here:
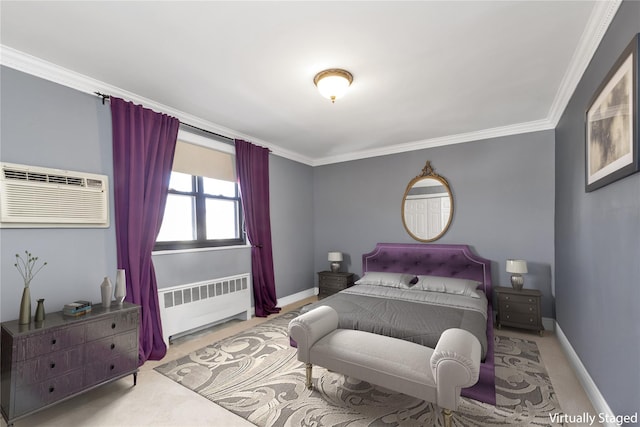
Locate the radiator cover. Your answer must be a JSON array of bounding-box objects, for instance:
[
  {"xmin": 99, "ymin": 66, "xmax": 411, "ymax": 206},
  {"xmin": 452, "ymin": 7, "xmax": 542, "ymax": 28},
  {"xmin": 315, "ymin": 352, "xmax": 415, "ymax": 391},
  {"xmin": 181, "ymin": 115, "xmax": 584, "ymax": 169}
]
[{"xmin": 158, "ymin": 273, "xmax": 251, "ymax": 344}]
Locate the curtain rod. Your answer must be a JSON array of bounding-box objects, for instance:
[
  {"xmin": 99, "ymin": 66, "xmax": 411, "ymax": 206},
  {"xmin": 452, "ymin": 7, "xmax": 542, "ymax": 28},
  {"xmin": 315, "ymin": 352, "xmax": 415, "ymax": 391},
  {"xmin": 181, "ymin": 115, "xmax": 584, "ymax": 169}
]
[{"xmin": 94, "ymin": 92, "xmax": 234, "ymax": 143}]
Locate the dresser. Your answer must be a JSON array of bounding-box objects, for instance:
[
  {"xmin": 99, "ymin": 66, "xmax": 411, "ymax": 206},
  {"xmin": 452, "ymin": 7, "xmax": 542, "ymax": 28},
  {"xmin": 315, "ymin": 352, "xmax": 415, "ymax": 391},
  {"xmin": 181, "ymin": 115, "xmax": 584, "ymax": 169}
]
[
  {"xmin": 1, "ymin": 303, "xmax": 139, "ymax": 426},
  {"xmin": 495, "ymin": 287, "xmax": 543, "ymax": 335},
  {"xmin": 317, "ymin": 271, "xmax": 355, "ymax": 299}
]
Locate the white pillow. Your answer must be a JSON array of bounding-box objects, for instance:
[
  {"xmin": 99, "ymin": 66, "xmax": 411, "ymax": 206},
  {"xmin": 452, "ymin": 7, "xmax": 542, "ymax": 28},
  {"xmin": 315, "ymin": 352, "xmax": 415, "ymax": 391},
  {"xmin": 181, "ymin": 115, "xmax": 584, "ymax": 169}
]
[
  {"xmin": 415, "ymin": 275, "xmax": 482, "ymax": 298},
  {"xmin": 355, "ymin": 272, "xmax": 417, "ymax": 288}
]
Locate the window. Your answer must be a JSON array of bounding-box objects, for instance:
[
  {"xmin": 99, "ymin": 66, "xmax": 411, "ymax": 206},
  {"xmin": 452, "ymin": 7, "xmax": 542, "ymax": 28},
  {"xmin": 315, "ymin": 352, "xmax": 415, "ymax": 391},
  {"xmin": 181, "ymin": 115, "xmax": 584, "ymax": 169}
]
[{"xmin": 155, "ymin": 131, "xmax": 245, "ymax": 250}]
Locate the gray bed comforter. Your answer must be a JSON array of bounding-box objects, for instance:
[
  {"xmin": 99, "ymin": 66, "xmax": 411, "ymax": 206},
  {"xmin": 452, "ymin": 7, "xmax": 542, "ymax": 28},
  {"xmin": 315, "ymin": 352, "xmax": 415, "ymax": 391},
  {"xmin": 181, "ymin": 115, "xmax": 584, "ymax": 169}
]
[{"xmin": 300, "ymin": 284, "xmax": 488, "ymax": 360}]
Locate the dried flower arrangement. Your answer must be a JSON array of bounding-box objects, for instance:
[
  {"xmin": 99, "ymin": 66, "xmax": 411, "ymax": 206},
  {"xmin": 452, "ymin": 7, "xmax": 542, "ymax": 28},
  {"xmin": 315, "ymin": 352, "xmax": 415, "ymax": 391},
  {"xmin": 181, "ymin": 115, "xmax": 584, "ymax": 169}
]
[{"xmin": 14, "ymin": 250, "xmax": 47, "ymax": 288}]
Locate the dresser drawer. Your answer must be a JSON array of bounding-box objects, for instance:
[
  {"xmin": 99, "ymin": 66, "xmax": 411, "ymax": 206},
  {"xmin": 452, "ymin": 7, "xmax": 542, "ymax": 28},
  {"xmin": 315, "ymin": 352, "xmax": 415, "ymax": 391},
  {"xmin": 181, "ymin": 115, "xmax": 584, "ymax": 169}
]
[
  {"xmin": 500, "ymin": 311, "xmax": 541, "ymax": 328},
  {"xmin": 499, "ymin": 301, "xmax": 538, "ymax": 316},
  {"xmin": 320, "ymin": 276, "xmax": 349, "ymax": 287},
  {"xmin": 86, "ymin": 311, "xmax": 138, "ymax": 341},
  {"xmin": 14, "ymin": 369, "xmax": 84, "ymax": 417},
  {"xmin": 85, "ymin": 330, "xmax": 138, "ymax": 362},
  {"xmin": 319, "ymin": 282, "xmax": 347, "ymax": 294},
  {"xmin": 16, "ymin": 324, "xmax": 85, "ymax": 361},
  {"xmin": 497, "ymin": 293, "xmax": 538, "ymax": 305},
  {"xmin": 16, "ymin": 346, "xmax": 84, "ymax": 387},
  {"xmin": 84, "ymin": 350, "xmax": 138, "ymax": 386}
]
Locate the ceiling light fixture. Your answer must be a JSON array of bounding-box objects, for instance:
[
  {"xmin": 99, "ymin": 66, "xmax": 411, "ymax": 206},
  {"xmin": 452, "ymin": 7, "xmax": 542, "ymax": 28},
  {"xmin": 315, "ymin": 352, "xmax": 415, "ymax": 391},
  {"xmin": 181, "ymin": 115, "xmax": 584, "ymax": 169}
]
[{"xmin": 313, "ymin": 68, "xmax": 353, "ymax": 103}]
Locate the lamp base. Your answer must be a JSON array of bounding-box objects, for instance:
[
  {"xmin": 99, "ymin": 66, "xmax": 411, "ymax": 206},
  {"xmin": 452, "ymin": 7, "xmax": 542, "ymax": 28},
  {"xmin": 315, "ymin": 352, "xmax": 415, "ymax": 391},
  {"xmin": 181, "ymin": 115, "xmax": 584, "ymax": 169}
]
[
  {"xmin": 510, "ymin": 274, "xmax": 524, "ymax": 291},
  {"xmin": 330, "ymin": 262, "xmax": 340, "ymax": 273}
]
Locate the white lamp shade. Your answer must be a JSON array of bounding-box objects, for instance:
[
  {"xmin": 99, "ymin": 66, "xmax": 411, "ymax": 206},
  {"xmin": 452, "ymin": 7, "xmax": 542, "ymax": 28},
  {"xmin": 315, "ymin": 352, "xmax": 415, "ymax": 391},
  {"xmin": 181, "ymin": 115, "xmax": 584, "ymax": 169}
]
[
  {"xmin": 316, "ymin": 75, "xmax": 350, "ymax": 101},
  {"xmin": 328, "ymin": 252, "xmax": 343, "ymax": 262},
  {"xmin": 506, "ymin": 259, "xmax": 528, "ymax": 274}
]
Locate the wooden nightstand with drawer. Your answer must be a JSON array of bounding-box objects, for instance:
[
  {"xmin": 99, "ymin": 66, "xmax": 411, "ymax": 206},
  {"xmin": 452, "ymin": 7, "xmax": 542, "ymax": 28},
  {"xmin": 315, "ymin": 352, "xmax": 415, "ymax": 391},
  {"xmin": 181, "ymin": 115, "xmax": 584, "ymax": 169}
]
[
  {"xmin": 317, "ymin": 271, "xmax": 354, "ymax": 299},
  {"xmin": 495, "ymin": 286, "xmax": 543, "ymax": 336}
]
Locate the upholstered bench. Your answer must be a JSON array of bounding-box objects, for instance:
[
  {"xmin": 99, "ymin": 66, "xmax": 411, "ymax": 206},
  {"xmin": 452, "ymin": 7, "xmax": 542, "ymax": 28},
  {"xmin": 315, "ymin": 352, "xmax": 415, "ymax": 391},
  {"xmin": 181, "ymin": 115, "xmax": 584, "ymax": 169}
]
[{"xmin": 288, "ymin": 306, "xmax": 481, "ymax": 427}]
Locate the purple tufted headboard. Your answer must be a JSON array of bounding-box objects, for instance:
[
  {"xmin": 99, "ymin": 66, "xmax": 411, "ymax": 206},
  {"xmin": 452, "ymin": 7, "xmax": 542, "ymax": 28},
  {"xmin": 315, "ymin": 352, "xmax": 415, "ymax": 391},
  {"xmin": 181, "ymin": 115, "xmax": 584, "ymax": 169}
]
[{"xmin": 362, "ymin": 243, "xmax": 493, "ymax": 301}]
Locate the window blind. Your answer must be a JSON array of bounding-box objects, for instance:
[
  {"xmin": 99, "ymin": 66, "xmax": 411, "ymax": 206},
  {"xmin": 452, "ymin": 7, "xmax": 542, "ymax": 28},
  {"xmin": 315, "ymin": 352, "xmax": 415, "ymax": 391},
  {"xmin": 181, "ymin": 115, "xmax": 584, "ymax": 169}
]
[{"xmin": 172, "ymin": 140, "xmax": 236, "ymax": 182}]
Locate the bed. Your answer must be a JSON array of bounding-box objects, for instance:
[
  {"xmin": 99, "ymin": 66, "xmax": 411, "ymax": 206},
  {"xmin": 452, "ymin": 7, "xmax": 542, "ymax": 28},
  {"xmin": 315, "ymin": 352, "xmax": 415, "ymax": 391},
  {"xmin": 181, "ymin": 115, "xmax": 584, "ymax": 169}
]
[{"xmin": 301, "ymin": 243, "xmax": 495, "ymax": 405}]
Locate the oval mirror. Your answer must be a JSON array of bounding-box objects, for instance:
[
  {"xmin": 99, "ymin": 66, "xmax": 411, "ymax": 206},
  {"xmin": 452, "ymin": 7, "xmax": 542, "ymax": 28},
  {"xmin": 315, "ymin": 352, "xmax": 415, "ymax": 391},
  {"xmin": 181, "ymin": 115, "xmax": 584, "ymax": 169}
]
[{"xmin": 401, "ymin": 161, "xmax": 454, "ymax": 242}]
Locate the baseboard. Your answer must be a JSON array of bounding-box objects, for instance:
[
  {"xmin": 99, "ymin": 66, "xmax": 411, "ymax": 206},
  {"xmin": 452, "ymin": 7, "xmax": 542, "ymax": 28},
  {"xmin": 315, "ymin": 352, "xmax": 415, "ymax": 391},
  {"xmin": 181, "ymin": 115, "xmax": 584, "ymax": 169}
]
[
  {"xmin": 247, "ymin": 288, "xmax": 316, "ymax": 317},
  {"xmin": 277, "ymin": 287, "xmax": 317, "ymax": 309},
  {"xmin": 555, "ymin": 321, "xmax": 617, "ymax": 427}
]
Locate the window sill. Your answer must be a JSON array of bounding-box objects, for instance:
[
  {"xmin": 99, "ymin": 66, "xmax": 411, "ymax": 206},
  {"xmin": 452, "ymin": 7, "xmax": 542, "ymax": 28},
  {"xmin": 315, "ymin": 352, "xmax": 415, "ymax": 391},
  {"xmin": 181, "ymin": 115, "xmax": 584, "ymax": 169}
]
[{"xmin": 152, "ymin": 244, "xmax": 251, "ymax": 256}]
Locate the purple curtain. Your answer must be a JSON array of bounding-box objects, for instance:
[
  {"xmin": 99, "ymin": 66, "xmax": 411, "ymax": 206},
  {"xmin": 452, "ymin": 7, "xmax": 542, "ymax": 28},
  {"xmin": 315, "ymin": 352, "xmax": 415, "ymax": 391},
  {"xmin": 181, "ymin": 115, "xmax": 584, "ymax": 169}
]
[
  {"xmin": 235, "ymin": 139, "xmax": 281, "ymax": 317},
  {"xmin": 111, "ymin": 97, "xmax": 179, "ymax": 364}
]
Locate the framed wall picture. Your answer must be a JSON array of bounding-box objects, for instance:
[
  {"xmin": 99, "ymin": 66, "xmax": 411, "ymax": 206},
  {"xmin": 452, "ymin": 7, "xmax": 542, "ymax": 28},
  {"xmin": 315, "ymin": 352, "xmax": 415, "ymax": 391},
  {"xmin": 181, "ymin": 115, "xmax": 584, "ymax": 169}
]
[{"xmin": 585, "ymin": 33, "xmax": 639, "ymax": 192}]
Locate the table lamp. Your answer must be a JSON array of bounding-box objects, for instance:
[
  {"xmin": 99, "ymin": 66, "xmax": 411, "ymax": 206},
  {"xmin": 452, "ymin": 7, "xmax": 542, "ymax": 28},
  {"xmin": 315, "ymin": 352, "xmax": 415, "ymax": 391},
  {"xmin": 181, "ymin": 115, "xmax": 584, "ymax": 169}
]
[
  {"xmin": 506, "ymin": 259, "xmax": 527, "ymax": 291},
  {"xmin": 328, "ymin": 252, "xmax": 343, "ymax": 272}
]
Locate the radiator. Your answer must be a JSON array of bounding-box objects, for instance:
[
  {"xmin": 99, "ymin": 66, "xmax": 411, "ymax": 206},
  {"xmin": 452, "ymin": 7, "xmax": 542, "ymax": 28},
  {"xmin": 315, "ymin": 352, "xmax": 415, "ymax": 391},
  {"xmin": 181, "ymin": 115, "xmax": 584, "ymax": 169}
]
[{"xmin": 158, "ymin": 273, "xmax": 251, "ymax": 345}]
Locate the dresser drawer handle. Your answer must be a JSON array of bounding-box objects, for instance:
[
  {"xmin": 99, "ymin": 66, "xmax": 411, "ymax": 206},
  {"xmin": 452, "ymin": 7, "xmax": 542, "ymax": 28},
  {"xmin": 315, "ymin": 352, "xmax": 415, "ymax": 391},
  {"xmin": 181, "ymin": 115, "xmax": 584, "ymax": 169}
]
[
  {"xmin": 48, "ymin": 386, "xmax": 55, "ymax": 393},
  {"xmin": 529, "ymin": 307, "xmax": 533, "ymax": 312},
  {"xmin": 529, "ymin": 318, "xmax": 534, "ymax": 323},
  {"xmin": 111, "ymin": 322, "xmax": 117, "ymax": 329},
  {"xmin": 505, "ymin": 315, "xmax": 510, "ymax": 319},
  {"xmin": 110, "ymin": 343, "xmax": 116, "ymax": 350},
  {"xmin": 528, "ymin": 298, "xmax": 533, "ymax": 303},
  {"xmin": 504, "ymin": 296, "xmax": 510, "ymax": 300},
  {"xmin": 110, "ymin": 364, "xmax": 115, "ymax": 370},
  {"xmin": 51, "ymin": 338, "xmax": 57, "ymax": 345},
  {"xmin": 505, "ymin": 304, "xmax": 510, "ymax": 309},
  {"xmin": 50, "ymin": 362, "xmax": 56, "ymax": 369}
]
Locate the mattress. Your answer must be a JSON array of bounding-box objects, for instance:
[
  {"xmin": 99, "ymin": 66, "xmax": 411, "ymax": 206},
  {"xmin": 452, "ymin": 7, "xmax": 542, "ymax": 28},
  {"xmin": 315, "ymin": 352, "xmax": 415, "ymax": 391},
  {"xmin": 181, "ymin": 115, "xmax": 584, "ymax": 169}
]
[{"xmin": 301, "ymin": 284, "xmax": 488, "ymax": 360}]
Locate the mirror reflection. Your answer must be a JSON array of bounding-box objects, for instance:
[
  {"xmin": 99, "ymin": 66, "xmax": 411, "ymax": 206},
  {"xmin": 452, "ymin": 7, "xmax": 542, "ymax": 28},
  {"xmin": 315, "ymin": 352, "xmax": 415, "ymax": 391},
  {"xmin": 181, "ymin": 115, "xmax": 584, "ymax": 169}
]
[{"xmin": 402, "ymin": 161, "xmax": 453, "ymax": 242}]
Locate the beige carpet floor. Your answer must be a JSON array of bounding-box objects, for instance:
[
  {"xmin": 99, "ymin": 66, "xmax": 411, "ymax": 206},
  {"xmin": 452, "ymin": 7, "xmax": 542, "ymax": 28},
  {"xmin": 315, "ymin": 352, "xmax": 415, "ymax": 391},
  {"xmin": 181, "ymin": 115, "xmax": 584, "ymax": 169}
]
[{"xmin": 156, "ymin": 310, "xmax": 563, "ymax": 426}]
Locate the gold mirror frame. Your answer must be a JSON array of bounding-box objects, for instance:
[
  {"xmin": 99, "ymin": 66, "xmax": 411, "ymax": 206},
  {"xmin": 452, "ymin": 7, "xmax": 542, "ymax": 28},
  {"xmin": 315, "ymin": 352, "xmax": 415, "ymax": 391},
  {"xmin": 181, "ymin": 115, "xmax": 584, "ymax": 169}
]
[{"xmin": 401, "ymin": 161, "xmax": 454, "ymax": 242}]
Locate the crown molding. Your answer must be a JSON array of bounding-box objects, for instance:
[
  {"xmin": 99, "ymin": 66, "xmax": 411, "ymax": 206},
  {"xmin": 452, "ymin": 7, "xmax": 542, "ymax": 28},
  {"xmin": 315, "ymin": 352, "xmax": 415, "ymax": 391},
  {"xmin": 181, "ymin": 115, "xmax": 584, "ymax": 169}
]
[
  {"xmin": 311, "ymin": 118, "xmax": 555, "ymax": 166},
  {"xmin": 547, "ymin": 0, "xmax": 622, "ymax": 126},
  {"xmin": 0, "ymin": 45, "xmax": 315, "ymax": 166}
]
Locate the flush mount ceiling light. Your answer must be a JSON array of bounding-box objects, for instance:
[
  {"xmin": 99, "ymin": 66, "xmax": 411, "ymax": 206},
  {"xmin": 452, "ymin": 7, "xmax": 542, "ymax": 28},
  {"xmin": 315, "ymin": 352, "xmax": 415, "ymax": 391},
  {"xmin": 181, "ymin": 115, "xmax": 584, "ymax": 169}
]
[{"xmin": 313, "ymin": 68, "xmax": 353, "ymax": 103}]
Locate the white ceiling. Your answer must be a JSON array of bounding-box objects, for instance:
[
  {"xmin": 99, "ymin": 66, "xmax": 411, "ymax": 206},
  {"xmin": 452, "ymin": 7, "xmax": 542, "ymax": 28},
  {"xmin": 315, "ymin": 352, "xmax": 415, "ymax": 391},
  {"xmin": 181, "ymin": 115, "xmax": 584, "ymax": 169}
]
[{"xmin": 0, "ymin": 1, "xmax": 621, "ymax": 165}]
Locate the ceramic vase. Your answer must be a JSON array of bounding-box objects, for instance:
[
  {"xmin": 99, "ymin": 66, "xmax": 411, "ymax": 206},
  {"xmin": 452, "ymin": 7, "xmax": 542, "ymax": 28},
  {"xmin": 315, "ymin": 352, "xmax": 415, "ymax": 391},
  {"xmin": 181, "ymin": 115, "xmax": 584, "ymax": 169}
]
[
  {"xmin": 114, "ymin": 269, "xmax": 126, "ymax": 305},
  {"xmin": 101, "ymin": 277, "xmax": 113, "ymax": 308},
  {"xmin": 19, "ymin": 287, "xmax": 31, "ymax": 325},
  {"xmin": 35, "ymin": 298, "xmax": 45, "ymax": 322}
]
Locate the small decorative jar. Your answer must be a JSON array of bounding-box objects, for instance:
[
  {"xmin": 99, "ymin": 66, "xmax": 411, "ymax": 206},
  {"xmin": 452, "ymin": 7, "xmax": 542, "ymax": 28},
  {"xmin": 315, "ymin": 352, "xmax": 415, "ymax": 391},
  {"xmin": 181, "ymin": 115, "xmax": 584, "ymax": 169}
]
[
  {"xmin": 35, "ymin": 298, "xmax": 45, "ymax": 322},
  {"xmin": 101, "ymin": 277, "xmax": 113, "ymax": 308}
]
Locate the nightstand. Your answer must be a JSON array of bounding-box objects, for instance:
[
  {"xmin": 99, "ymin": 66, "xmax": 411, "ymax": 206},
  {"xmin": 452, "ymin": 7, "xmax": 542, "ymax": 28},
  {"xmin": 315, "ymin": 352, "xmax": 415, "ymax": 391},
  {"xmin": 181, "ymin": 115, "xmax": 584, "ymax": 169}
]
[
  {"xmin": 317, "ymin": 271, "xmax": 354, "ymax": 299},
  {"xmin": 495, "ymin": 286, "xmax": 543, "ymax": 336}
]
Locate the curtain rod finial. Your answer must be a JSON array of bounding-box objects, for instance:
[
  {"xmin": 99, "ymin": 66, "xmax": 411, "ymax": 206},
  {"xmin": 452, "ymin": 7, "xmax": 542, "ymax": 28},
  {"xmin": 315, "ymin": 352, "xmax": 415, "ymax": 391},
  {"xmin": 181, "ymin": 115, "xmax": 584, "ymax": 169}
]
[{"xmin": 94, "ymin": 92, "xmax": 110, "ymax": 105}]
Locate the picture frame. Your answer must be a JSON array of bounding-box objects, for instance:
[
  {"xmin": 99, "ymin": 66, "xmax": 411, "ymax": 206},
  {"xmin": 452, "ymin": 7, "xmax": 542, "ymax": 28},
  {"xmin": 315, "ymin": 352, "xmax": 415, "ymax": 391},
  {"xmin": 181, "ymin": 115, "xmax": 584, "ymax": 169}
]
[{"xmin": 585, "ymin": 33, "xmax": 639, "ymax": 192}]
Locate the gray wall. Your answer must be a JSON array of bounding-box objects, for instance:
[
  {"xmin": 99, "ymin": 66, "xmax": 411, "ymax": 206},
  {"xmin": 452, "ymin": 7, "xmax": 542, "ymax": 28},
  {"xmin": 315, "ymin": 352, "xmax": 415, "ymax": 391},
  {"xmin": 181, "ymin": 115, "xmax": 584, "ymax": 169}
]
[
  {"xmin": 153, "ymin": 247, "xmax": 251, "ymax": 289},
  {"xmin": 313, "ymin": 131, "xmax": 556, "ymax": 316},
  {"xmin": 269, "ymin": 155, "xmax": 315, "ymax": 298},
  {"xmin": 0, "ymin": 67, "xmax": 117, "ymax": 321},
  {"xmin": 0, "ymin": 67, "xmax": 314, "ymax": 321},
  {"xmin": 555, "ymin": 0, "xmax": 640, "ymax": 416}
]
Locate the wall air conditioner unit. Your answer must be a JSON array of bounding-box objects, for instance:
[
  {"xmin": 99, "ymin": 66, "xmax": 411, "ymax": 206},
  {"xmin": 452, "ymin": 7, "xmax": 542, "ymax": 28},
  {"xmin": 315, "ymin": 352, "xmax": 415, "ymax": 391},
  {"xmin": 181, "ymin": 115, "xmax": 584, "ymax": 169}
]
[{"xmin": 0, "ymin": 162, "xmax": 109, "ymax": 228}]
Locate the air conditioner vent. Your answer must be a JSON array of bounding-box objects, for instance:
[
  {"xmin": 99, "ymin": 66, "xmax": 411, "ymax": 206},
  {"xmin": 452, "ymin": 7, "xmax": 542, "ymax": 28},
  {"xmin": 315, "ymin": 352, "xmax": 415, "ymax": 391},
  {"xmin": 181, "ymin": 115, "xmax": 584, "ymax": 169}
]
[
  {"xmin": 3, "ymin": 167, "xmax": 97, "ymax": 188},
  {"xmin": 0, "ymin": 162, "xmax": 109, "ymax": 228}
]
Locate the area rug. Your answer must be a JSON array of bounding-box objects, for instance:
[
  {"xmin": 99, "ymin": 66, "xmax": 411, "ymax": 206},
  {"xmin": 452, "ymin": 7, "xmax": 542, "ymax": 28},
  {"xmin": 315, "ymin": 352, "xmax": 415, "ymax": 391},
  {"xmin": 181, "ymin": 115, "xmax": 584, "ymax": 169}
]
[{"xmin": 155, "ymin": 310, "xmax": 563, "ymax": 426}]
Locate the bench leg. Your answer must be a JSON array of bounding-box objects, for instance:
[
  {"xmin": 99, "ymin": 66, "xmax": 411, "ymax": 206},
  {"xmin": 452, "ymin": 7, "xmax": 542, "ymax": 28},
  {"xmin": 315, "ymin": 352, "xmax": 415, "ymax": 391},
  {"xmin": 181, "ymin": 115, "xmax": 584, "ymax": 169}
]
[
  {"xmin": 305, "ymin": 363, "xmax": 313, "ymax": 390},
  {"xmin": 443, "ymin": 409, "xmax": 452, "ymax": 427}
]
